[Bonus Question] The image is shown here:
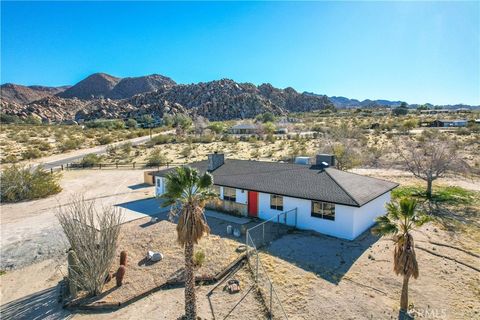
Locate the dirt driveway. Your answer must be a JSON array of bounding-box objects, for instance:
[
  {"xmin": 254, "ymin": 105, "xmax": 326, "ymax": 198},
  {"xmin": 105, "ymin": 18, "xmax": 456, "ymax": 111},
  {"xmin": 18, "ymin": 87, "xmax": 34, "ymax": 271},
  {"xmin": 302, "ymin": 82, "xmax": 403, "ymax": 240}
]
[{"xmin": 0, "ymin": 169, "xmax": 154, "ymax": 271}]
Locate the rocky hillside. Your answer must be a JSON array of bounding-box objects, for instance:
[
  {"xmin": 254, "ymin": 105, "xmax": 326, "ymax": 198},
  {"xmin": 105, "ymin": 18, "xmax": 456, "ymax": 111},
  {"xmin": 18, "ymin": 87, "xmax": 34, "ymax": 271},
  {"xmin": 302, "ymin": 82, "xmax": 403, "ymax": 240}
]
[
  {"xmin": 1, "ymin": 74, "xmax": 334, "ymax": 123},
  {"xmin": 107, "ymin": 74, "xmax": 176, "ymax": 99},
  {"xmin": 0, "ymin": 83, "xmax": 69, "ymax": 105},
  {"xmin": 57, "ymin": 73, "xmax": 121, "ymax": 99}
]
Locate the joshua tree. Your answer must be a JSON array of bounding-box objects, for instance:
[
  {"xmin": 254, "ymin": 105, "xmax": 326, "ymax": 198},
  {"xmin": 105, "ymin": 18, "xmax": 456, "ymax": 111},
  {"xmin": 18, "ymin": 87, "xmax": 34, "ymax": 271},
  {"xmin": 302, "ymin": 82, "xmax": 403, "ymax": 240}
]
[
  {"xmin": 372, "ymin": 198, "xmax": 430, "ymax": 317},
  {"xmin": 160, "ymin": 166, "xmax": 216, "ymax": 320}
]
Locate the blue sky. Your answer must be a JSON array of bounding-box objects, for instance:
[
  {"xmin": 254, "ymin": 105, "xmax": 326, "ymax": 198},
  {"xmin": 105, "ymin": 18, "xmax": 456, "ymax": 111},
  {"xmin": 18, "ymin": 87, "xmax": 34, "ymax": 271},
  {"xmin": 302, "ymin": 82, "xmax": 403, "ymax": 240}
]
[{"xmin": 1, "ymin": 1, "xmax": 479, "ymax": 105}]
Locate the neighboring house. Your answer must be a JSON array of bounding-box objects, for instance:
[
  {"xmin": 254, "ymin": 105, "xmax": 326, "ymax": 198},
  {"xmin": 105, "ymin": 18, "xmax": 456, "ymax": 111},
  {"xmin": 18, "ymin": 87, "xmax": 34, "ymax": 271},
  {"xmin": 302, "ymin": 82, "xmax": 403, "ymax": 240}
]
[
  {"xmin": 228, "ymin": 123, "xmax": 259, "ymax": 135},
  {"xmin": 154, "ymin": 153, "xmax": 398, "ymax": 240},
  {"xmin": 430, "ymin": 119, "xmax": 468, "ymax": 127}
]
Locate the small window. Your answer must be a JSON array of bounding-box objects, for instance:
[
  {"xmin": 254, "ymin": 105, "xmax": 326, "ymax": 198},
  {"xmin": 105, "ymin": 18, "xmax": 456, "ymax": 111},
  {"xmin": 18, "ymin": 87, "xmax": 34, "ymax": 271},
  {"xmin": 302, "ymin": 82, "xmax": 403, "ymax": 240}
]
[
  {"xmin": 156, "ymin": 178, "xmax": 161, "ymax": 187},
  {"xmin": 223, "ymin": 187, "xmax": 236, "ymax": 202},
  {"xmin": 311, "ymin": 201, "xmax": 335, "ymax": 221},
  {"xmin": 270, "ymin": 195, "xmax": 283, "ymax": 211}
]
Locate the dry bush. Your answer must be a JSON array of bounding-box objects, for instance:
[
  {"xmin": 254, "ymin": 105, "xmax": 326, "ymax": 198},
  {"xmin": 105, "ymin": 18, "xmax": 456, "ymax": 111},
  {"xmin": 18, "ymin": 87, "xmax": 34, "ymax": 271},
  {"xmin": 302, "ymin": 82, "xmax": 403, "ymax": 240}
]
[{"xmin": 57, "ymin": 197, "xmax": 123, "ymax": 296}]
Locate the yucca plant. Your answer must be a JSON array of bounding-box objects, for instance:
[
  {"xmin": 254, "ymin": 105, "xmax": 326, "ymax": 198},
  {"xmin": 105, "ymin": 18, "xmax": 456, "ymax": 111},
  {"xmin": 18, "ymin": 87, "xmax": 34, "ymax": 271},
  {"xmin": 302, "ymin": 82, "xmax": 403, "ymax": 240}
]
[
  {"xmin": 160, "ymin": 166, "xmax": 216, "ymax": 320},
  {"xmin": 372, "ymin": 198, "xmax": 430, "ymax": 316}
]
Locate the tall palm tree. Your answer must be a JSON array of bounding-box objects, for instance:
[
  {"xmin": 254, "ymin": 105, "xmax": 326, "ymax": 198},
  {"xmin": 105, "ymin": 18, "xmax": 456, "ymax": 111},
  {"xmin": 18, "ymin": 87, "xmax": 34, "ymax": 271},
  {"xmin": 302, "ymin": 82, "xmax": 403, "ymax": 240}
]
[
  {"xmin": 161, "ymin": 166, "xmax": 216, "ymax": 320},
  {"xmin": 372, "ymin": 198, "xmax": 430, "ymax": 316}
]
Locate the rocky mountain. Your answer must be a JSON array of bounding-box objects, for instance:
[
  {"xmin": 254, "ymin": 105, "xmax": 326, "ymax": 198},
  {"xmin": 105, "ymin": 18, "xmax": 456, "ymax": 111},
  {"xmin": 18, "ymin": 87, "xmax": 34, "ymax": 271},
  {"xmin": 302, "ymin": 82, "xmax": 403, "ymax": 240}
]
[
  {"xmin": 0, "ymin": 83, "xmax": 69, "ymax": 105},
  {"xmin": 0, "ymin": 74, "xmax": 334, "ymax": 123},
  {"xmin": 107, "ymin": 74, "xmax": 176, "ymax": 99},
  {"xmin": 325, "ymin": 95, "xmax": 405, "ymax": 108},
  {"xmin": 57, "ymin": 73, "xmax": 121, "ymax": 100}
]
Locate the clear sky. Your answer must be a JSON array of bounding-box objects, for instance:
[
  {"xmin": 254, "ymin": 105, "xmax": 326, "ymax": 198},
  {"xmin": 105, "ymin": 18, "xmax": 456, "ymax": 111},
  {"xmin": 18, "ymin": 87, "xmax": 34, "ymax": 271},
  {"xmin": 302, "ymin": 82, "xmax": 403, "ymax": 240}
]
[{"xmin": 1, "ymin": 1, "xmax": 479, "ymax": 105}]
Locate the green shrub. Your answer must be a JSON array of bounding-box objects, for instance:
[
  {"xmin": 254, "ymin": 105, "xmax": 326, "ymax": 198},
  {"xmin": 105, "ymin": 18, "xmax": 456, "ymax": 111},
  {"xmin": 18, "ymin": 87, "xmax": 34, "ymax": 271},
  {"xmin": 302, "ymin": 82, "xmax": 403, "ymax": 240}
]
[
  {"xmin": 22, "ymin": 148, "xmax": 42, "ymax": 160},
  {"xmin": 0, "ymin": 165, "xmax": 62, "ymax": 203},
  {"xmin": 193, "ymin": 250, "xmax": 206, "ymax": 267},
  {"xmin": 97, "ymin": 135, "xmax": 113, "ymax": 145},
  {"xmin": 0, "ymin": 113, "xmax": 22, "ymax": 124},
  {"xmin": 146, "ymin": 134, "xmax": 174, "ymax": 147},
  {"xmin": 59, "ymin": 138, "xmax": 83, "ymax": 151},
  {"xmin": 80, "ymin": 154, "xmax": 102, "ymax": 167},
  {"xmin": 146, "ymin": 148, "xmax": 167, "ymax": 167}
]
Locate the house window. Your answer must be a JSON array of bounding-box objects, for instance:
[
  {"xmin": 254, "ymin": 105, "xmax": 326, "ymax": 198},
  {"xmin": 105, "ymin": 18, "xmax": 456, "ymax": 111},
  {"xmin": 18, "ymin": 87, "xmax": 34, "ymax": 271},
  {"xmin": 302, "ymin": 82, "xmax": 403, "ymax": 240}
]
[
  {"xmin": 270, "ymin": 195, "xmax": 283, "ymax": 211},
  {"xmin": 311, "ymin": 201, "xmax": 335, "ymax": 221},
  {"xmin": 223, "ymin": 187, "xmax": 236, "ymax": 202},
  {"xmin": 156, "ymin": 178, "xmax": 161, "ymax": 187}
]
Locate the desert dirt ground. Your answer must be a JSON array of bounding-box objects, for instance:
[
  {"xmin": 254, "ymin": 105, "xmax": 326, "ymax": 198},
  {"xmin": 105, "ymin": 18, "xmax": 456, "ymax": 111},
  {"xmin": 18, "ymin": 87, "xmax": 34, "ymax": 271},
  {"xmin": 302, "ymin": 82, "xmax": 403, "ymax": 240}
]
[{"xmin": 1, "ymin": 166, "xmax": 480, "ymax": 319}]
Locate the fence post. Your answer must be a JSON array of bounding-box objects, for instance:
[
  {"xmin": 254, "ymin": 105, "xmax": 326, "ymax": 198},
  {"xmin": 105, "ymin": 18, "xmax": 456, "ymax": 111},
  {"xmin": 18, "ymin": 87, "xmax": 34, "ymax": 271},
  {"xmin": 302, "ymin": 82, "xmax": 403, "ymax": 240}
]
[
  {"xmin": 61, "ymin": 164, "xmax": 63, "ymax": 171},
  {"xmin": 50, "ymin": 168, "xmax": 53, "ymax": 174},
  {"xmin": 116, "ymin": 162, "xmax": 118, "ymax": 169},
  {"xmin": 99, "ymin": 163, "xmax": 102, "ymax": 169},
  {"xmin": 133, "ymin": 162, "xmax": 135, "ymax": 169}
]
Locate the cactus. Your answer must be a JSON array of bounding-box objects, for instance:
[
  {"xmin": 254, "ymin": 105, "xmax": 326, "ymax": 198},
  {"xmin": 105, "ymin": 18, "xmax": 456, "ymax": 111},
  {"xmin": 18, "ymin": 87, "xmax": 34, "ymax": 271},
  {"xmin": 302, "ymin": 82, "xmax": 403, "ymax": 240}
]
[
  {"xmin": 67, "ymin": 249, "xmax": 80, "ymax": 297},
  {"xmin": 120, "ymin": 250, "xmax": 127, "ymax": 266},
  {"xmin": 116, "ymin": 265, "xmax": 126, "ymax": 286}
]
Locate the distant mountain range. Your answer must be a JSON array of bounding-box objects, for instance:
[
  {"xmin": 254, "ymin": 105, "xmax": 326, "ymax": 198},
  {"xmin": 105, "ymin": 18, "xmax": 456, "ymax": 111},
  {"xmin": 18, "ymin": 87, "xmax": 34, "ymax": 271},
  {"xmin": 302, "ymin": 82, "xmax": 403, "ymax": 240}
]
[{"xmin": 0, "ymin": 73, "xmax": 477, "ymax": 123}]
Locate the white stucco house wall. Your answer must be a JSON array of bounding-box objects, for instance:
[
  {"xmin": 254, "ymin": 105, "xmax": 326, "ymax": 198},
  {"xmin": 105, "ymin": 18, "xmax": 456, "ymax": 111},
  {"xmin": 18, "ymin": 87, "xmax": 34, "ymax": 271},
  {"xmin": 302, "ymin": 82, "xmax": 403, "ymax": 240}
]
[{"xmin": 154, "ymin": 153, "xmax": 397, "ymax": 240}]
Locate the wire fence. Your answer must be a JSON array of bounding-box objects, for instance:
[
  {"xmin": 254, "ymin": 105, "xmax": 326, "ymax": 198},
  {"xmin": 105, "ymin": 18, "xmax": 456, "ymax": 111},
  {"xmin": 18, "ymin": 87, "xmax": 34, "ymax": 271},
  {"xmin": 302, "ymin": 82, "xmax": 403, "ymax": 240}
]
[
  {"xmin": 46, "ymin": 162, "xmax": 184, "ymax": 173},
  {"xmin": 246, "ymin": 208, "xmax": 297, "ymax": 319}
]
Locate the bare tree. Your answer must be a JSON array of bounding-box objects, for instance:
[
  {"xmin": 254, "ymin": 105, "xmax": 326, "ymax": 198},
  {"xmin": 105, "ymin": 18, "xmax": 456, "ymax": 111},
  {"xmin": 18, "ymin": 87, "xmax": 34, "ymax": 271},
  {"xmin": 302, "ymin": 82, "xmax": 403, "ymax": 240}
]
[
  {"xmin": 57, "ymin": 197, "xmax": 123, "ymax": 296},
  {"xmin": 193, "ymin": 116, "xmax": 209, "ymax": 135},
  {"xmin": 396, "ymin": 132, "xmax": 469, "ymax": 199}
]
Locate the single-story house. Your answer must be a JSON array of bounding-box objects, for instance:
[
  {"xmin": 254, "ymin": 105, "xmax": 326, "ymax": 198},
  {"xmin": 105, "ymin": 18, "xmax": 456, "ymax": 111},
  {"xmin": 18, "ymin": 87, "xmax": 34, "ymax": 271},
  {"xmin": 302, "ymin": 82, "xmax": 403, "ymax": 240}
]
[
  {"xmin": 430, "ymin": 119, "xmax": 468, "ymax": 127},
  {"xmin": 228, "ymin": 123, "xmax": 259, "ymax": 135},
  {"xmin": 154, "ymin": 153, "xmax": 398, "ymax": 240}
]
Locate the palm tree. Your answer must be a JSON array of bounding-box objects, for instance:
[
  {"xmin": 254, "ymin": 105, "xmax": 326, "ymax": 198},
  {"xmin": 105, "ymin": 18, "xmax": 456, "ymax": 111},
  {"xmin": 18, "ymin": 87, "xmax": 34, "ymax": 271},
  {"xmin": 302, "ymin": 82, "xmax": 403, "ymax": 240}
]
[
  {"xmin": 160, "ymin": 166, "xmax": 216, "ymax": 320},
  {"xmin": 372, "ymin": 198, "xmax": 430, "ymax": 317}
]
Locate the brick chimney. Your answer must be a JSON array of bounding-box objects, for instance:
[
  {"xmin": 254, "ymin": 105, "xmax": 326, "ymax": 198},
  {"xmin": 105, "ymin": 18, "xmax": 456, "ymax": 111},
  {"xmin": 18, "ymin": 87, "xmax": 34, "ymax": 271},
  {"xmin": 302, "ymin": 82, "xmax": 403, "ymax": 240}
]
[
  {"xmin": 316, "ymin": 154, "xmax": 336, "ymax": 168},
  {"xmin": 208, "ymin": 152, "xmax": 224, "ymax": 171}
]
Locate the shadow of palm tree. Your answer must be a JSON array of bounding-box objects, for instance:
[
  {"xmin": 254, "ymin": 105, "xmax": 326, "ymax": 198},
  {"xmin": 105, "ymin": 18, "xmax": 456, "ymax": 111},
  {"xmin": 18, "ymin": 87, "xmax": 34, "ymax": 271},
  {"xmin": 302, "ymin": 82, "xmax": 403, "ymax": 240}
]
[{"xmin": 0, "ymin": 286, "xmax": 71, "ymax": 320}]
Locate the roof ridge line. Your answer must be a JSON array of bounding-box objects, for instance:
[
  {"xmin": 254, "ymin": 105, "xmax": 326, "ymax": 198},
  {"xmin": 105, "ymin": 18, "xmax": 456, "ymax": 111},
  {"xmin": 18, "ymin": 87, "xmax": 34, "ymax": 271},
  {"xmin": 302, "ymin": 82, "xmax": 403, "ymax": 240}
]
[{"xmin": 324, "ymin": 169, "xmax": 360, "ymax": 206}]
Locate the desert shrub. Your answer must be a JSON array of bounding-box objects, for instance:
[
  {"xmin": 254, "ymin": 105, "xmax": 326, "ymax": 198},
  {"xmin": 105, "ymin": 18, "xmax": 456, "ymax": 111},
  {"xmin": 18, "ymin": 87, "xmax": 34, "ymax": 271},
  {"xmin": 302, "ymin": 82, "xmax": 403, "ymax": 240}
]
[
  {"xmin": 0, "ymin": 165, "xmax": 62, "ymax": 203},
  {"xmin": 208, "ymin": 122, "xmax": 225, "ymax": 134},
  {"xmin": 56, "ymin": 197, "xmax": 123, "ymax": 296},
  {"xmin": 120, "ymin": 142, "xmax": 132, "ymax": 155},
  {"xmin": 193, "ymin": 250, "xmax": 206, "ymax": 267},
  {"xmin": 0, "ymin": 113, "xmax": 22, "ymax": 124},
  {"xmin": 21, "ymin": 148, "xmax": 42, "ymax": 160},
  {"xmin": 59, "ymin": 137, "xmax": 83, "ymax": 151},
  {"xmin": 146, "ymin": 148, "xmax": 167, "ymax": 167},
  {"xmin": 85, "ymin": 119, "xmax": 125, "ymax": 130},
  {"xmin": 97, "ymin": 135, "xmax": 113, "ymax": 145},
  {"xmin": 25, "ymin": 115, "xmax": 42, "ymax": 125},
  {"xmin": 126, "ymin": 118, "xmax": 137, "ymax": 129},
  {"xmin": 33, "ymin": 140, "xmax": 52, "ymax": 151},
  {"xmin": 180, "ymin": 145, "xmax": 193, "ymax": 158},
  {"xmin": 80, "ymin": 154, "xmax": 102, "ymax": 167},
  {"xmin": 146, "ymin": 134, "xmax": 174, "ymax": 147}
]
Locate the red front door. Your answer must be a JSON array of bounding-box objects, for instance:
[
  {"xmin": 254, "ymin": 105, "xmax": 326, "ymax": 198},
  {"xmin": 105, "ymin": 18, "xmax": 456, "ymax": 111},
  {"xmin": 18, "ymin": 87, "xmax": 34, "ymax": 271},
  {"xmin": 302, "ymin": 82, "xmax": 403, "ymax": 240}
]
[{"xmin": 248, "ymin": 191, "xmax": 258, "ymax": 217}]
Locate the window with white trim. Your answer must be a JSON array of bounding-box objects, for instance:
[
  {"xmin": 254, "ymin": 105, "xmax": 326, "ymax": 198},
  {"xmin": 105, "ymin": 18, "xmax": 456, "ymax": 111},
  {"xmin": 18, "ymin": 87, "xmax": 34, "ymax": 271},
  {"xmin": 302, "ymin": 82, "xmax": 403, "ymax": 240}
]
[
  {"xmin": 311, "ymin": 201, "xmax": 335, "ymax": 220},
  {"xmin": 270, "ymin": 195, "xmax": 284, "ymax": 211},
  {"xmin": 223, "ymin": 187, "xmax": 236, "ymax": 202}
]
